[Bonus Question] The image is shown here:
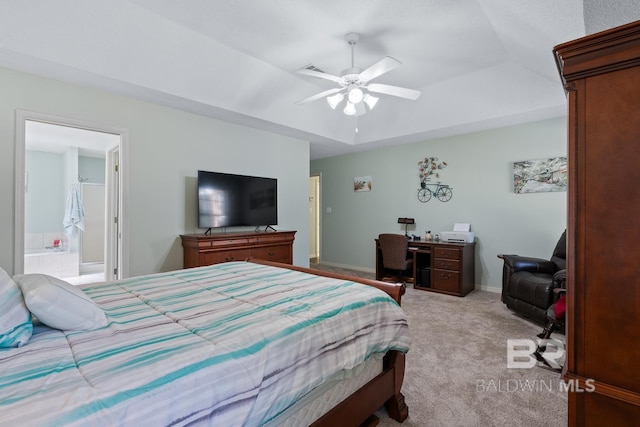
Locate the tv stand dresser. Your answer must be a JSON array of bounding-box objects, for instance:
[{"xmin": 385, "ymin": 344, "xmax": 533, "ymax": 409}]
[{"xmin": 180, "ymin": 230, "xmax": 296, "ymax": 268}]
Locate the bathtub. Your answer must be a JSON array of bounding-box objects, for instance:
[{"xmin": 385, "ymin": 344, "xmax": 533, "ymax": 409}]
[
  {"xmin": 25, "ymin": 247, "xmax": 66, "ymax": 255},
  {"xmin": 24, "ymin": 249, "xmax": 79, "ymax": 278}
]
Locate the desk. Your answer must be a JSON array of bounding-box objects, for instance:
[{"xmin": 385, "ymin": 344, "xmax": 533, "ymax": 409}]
[{"xmin": 375, "ymin": 239, "xmax": 476, "ymax": 296}]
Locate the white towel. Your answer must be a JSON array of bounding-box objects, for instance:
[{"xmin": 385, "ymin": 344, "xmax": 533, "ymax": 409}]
[{"xmin": 63, "ymin": 184, "xmax": 85, "ymax": 235}]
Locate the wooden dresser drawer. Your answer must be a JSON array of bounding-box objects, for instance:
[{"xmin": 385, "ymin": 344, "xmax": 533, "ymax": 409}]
[
  {"xmin": 432, "ymin": 269, "xmax": 460, "ymax": 293},
  {"xmin": 204, "ymin": 237, "xmax": 253, "ymax": 249},
  {"xmin": 433, "ymin": 258, "xmax": 460, "ymax": 271},
  {"xmin": 434, "ymin": 247, "xmax": 460, "ymax": 260},
  {"xmin": 201, "ymin": 249, "xmax": 252, "ymax": 265},
  {"xmin": 252, "ymin": 245, "xmax": 290, "ymax": 262}
]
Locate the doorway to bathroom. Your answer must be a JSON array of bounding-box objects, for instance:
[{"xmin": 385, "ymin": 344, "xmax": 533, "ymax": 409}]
[{"xmin": 15, "ymin": 111, "xmax": 128, "ymax": 285}]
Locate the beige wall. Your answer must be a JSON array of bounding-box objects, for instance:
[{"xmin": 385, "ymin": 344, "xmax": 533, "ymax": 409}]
[
  {"xmin": 0, "ymin": 67, "xmax": 310, "ymax": 276},
  {"xmin": 311, "ymin": 117, "xmax": 567, "ymax": 291}
]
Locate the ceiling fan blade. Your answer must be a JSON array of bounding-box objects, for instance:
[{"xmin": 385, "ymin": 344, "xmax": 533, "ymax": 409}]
[
  {"xmin": 358, "ymin": 56, "xmax": 402, "ymax": 82},
  {"xmin": 295, "ymin": 88, "xmax": 344, "ymax": 105},
  {"xmin": 296, "ymin": 67, "xmax": 344, "ymax": 84},
  {"xmin": 367, "ymin": 83, "xmax": 421, "ymax": 100}
]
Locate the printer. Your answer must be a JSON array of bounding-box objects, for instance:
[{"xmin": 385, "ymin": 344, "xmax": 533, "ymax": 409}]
[{"xmin": 441, "ymin": 223, "xmax": 475, "ymax": 243}]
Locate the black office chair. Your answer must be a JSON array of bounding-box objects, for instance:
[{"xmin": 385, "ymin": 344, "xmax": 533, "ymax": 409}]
[{"xmin": 378, "ymin": 234, "xmax": 413, "ymax": 283}]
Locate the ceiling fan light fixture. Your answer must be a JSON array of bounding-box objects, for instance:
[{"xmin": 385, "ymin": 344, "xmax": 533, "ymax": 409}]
[
  {"xmin": 327, "ymin": 92, "xmax": 344, "ymax": 109},
  {"xmin": 348, "ymin": 87, "xmax": 364, "ymax": 103},
  {"xmin": 364, "ymin": 94, "xmax": 379, "ymax": 110},
  {"xmin": 296, "ymin": 32, "xmax": 421, "ymax": 117},
  {"xmin": 343, "ymin": 102, "xmax": 356, "ymax": 116}
]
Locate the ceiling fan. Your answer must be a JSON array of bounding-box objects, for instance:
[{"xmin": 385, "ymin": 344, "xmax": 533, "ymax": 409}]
[{"xmin": 295, "ymin": 33, "xmax": 421, "ymax": 116}]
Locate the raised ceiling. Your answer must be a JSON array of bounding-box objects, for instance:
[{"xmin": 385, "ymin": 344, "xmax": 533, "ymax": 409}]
[{"xmin": 1, "ymin": 1, "xmax": 638, "ymax": 159}]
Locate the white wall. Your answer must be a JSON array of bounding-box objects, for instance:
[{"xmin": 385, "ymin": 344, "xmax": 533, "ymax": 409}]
[
  {"xmin": 311, "ymin": 117, "xmax": 567, "ymax": 291},
  {"xmin": 25, "ymin": 151, "xmax": 65, "ymax": 234},
  {"xmin": 0, "ymin": 66, "xmax": 310, "ymax": 276}
]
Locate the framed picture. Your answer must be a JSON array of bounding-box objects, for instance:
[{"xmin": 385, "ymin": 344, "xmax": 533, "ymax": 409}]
[
  {"xmin": 513, "ymin": 157, "xmax": 567, "ymax": 193},
  {"xmin": 354, "ymin": 176, "xmax": 372, "ymax": 192}
]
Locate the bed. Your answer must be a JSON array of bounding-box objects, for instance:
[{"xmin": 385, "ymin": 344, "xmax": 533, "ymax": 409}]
[{"xmin": 0, "ymin": 259, "xmax": 410, "ymax": 426}]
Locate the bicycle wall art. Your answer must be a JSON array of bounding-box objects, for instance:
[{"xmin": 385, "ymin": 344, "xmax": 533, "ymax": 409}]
[{"xmin": 417, "ymin": 156, "xmax": 452, "ymax": 202}]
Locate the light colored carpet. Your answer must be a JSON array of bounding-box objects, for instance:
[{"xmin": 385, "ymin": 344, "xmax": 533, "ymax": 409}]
[{"xmin": 310, "ymin": 263, "xmax": 567, "ymax": 427}]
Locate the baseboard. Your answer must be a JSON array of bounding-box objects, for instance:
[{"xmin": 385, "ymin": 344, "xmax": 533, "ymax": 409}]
[
  {"xmin": 315, "ymin": 261, "xmax": 376, "ymax": 274},
  {"xmin": 314, "ymin": 260, "xmax": 502, "ymax": 292},
  {"xmin": 478, "ymin": 285, "xmax": 501, "ymax": 294}
]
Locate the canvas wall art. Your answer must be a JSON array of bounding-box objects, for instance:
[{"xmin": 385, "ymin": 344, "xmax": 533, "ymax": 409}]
[
  {"xmin": 513, "ymin": 157, "xmax": 567, "ymax": 193},
  {"xmin": 354, "ymin": 176, "xmax": 372, "ymax": 192}
]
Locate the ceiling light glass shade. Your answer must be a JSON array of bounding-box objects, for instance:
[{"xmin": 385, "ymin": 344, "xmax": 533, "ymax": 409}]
[
  {"xmin": 364, "ymin": 94, "xmax": 379, "ymax": 110},
  {"xmin": 327, "ymin": 93, "xmax": 344, "ymax": 109},
  {"xmin": 348, "ymin": 87, "xmax": 364, "ymax": 103},
  {"xmin": 343, "ymin": 102, "xmax": 356, "ymax": 115}
]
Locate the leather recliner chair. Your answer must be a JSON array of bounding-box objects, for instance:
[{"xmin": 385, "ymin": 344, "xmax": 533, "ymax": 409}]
[{"xmin": 499, "ymin": 230, "xmax": 566, "ymax": 325}]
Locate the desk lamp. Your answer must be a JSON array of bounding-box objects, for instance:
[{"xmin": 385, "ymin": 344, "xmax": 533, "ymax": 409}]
[{"xmin": 397, "ymin": 217, "xmax": 415, "ymax": 238}]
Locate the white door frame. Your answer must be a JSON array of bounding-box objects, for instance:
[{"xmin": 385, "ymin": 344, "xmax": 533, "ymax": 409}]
[
  {"xmin": 14, "ymin": 110, "xmax": 130, "ymax": 278},
  {"xmin": 105, "ymin": 145, "xmax": 121, "ymax": 280},
  {"xmin": 309, "ymin": 173, "xmax": 321, "ymax": 259}
]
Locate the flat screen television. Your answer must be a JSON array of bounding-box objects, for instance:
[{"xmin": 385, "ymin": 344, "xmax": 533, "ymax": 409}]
[{"xmin": 197, "ymin": 170, "xmax": 278, "ymax": 230}]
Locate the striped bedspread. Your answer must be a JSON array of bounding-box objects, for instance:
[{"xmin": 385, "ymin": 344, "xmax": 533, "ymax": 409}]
[{"xmin": 0, "ymin": 262, "xmax": 410, "ymax": 426}]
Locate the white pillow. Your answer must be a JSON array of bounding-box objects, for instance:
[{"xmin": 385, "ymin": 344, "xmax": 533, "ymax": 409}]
[
  {"xmin": 0, "ymin": 266, "xmax": 33, "ymax": 347},
  {"xmin": 15, "ymin": 274, "xmax": 107, "ymax": 331}
]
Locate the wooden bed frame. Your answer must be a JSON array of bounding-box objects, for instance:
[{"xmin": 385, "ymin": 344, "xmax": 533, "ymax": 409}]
[{"xmin": 248, "ymin": 259, "xmax": 409, "ymax": 426}]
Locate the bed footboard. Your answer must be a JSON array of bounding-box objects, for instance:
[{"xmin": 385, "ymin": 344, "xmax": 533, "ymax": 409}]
[
  {"xmin": 246, "ymin": 259, "xmax": 406, "ymax": 305},
  {"xmin": 247, "ymin": 259, "xmax": 408, "ymax": 425},
  {"xmin": 309, "ymin": 350, "xmax": 408, "ymax": 426}
]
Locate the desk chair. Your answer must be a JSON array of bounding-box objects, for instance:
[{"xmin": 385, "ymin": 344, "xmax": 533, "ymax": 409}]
[{"xmin": 378, "ymin": 234, "xmax": 413, "ymax": 283}]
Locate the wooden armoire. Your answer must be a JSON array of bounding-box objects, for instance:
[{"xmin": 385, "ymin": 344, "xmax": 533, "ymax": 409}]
[{"xmin": 554, "ymin": 21, "xmax": 640, "ymax": 425}]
